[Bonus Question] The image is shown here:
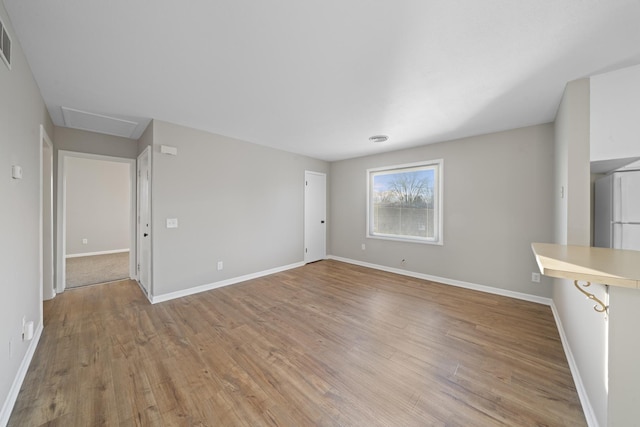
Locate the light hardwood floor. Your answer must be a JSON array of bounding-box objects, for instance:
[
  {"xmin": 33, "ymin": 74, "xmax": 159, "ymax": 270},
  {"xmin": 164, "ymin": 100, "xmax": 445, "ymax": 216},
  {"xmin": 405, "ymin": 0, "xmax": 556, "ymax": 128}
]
[{"xmin": 9, "ymin": 260, "xmax": 586, "ymax": 426}]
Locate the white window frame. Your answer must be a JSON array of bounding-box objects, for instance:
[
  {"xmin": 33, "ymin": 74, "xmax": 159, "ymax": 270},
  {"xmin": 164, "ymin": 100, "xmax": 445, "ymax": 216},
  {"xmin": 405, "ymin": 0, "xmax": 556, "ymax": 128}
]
[
  {"xmin": 366, "ymin": 159, "xmax": 443, "ymax": 245},
  {"xmin": 0, "ymin": 18, "xmax": 11, "ymax": 70}
]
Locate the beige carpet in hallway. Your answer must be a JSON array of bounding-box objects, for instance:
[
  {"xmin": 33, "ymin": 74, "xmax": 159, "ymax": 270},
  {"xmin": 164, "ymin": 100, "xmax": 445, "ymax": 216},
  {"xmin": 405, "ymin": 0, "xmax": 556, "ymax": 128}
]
[{"xmin": 66, "ymin": 252, "xmax": 130, "ymax": 288}]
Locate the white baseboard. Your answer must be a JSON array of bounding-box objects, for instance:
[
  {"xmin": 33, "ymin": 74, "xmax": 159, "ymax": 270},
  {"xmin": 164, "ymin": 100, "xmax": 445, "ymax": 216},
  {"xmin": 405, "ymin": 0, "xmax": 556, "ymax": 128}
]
[
  {"xmin": 66, "ymin": 248, "xmax": 129, "ymax": 258},
  {"xmin": 549, "ymin": 301, "xmax": 600, "ymax": 427},
  {"xmin": 150, "ymin": 261, "xmax": 306, "ymax": 304},
  {"xmin": 0, "ymin": 321, "xmax": 43, "ymax": 427},
  {"xmin": 328, "ymin": 255, "xmax": 552, "ymax": 306}
]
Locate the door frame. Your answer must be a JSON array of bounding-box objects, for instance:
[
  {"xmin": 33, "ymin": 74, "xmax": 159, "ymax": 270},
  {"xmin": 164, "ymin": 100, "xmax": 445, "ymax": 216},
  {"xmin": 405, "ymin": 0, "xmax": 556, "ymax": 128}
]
[
  {"xmin": 56, "ymin": 150, "xmax": 136, "ymax": 293},
  {"xmin": 40, "ymin": 126, "xmax": 54, "ymax": 305},
  {"xmin": 304, "ymin": 170, "xmax": 327, "ymax": 263},
  {"xmin": 136, "ymin": 146, "xmax": 152, "ymax": 298}
]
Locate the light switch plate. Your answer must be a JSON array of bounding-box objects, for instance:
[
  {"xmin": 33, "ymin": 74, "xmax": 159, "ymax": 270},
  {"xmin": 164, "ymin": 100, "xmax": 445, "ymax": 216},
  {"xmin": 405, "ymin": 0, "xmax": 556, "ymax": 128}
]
[{"xmin": 166, "ymin": 218, "xmax": 178, "ymax": 228}]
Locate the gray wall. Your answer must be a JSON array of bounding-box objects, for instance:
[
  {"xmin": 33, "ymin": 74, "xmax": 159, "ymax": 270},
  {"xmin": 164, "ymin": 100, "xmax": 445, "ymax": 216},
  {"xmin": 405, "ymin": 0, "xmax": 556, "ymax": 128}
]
[
  {"xmin": 330, "ymin": 124, "xmax": 554, "ymax": 298},
  {"xmin": 65, "ymin": 157, "xmax": 130, "ymax": 255},
  {"xmin": 53, "ymin": 126, "xmax": 139, "ymax": 159},
  {"xmin": 553, "ymin": 78, "xmax": 605, "ymax": 426},
  {"xmin": 150, "ymin": 120, "xmax": 329, "ymax": 297},
  {"xmin": 137, "ymin": 121, "xmax": 153, "ymax": 155},
  {"xmin": 0, "ymin": 3, "xmax": 53, "ymax": 419}
]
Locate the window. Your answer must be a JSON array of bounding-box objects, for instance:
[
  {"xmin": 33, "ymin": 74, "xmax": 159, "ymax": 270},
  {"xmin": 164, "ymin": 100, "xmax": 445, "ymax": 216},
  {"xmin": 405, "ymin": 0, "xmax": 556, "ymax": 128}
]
[
  {"xmin": 367, "ymin": 159, "xmax": 443, "ymax": 244},
  {"xmin": 0, "ymin": 18, "xmax": 11, "ymax": 69}
]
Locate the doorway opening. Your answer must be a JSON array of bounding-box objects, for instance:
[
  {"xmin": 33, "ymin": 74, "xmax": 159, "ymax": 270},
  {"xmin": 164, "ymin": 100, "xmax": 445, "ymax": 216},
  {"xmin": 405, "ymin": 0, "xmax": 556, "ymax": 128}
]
[{"xmin": 56, "ymin": 151, "xmax": 136, "ymax": 292}]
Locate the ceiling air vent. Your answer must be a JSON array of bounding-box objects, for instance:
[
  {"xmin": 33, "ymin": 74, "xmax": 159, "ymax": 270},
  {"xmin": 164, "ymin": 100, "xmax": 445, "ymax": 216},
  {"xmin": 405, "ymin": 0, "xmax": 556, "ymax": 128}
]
[{"xmin": 0, "ymin": 17, "xmax": 11, "ymax": 69}]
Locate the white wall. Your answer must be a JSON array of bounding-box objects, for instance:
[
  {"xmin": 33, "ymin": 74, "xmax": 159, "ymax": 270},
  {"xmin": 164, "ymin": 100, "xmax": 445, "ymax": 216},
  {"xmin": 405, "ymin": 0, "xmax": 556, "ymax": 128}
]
[
  {"xmin": 0, "ymin": 4, "xmax": 53, "ymax": 423},
  {"xmin": 330, "ymin": 124, "xmax": 554, "ymax": 298},
  {"xmin": 590, "ymin": 64, "xmax": 640, "ymax": 163},
  {"xmin": 149, "ymin": 120, "xmax": 329, "ymax": 298},
  {"xmin": 65, "ymin": 157, "xmax": 130, "ymax": 255},
  {"xmin": 553, "ymin": 78, "xmax": 606, "ymax": 427}
]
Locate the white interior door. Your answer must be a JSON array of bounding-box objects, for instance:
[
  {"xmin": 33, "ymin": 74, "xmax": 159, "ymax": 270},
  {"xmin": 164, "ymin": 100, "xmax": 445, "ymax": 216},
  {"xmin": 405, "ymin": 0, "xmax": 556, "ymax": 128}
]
[
  {"xmin": 137, "ymin": 147, "xmax": 152, "ymax": 294},
  {"xmin": 304, "ymin": 171, "xmax": 326, "ymax": 263}
]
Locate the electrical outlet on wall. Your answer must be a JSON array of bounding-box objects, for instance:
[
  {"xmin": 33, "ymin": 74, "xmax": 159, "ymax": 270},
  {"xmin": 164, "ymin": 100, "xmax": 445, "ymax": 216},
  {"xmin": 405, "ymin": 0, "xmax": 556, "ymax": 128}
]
[
  {"xmin": 217, "ymin": 261, "xmax": 223, "ymax": 271},
  {"xmin": 531, "ymin": 272, "xmax": 541, "ymax": 283},
  {"xmin": 82, "ymin": 238, "xmax": 88, "ymax": 244}
]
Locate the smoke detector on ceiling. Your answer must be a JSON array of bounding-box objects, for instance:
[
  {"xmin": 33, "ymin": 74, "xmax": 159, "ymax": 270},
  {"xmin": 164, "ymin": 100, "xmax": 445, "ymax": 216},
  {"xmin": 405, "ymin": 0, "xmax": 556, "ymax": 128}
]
[{"xmin": 369, "ymin": 135, "xmax": 389, "ymax": 143}]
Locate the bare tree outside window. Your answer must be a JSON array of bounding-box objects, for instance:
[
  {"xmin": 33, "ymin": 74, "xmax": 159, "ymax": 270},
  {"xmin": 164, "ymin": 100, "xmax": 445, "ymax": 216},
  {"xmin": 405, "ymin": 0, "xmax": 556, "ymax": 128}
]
[
  {"xmin": 368, "ymin": 161, "xmax": 443, "ymax": 244},
  {"xmin": 388, "ymin": 172, "xmax": 432, "ymax": 208}
]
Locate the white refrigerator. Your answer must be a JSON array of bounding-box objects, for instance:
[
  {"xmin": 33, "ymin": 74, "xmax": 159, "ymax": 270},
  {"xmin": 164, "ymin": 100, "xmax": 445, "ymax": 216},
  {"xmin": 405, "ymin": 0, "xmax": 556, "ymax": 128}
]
[{"xmin": 594, "ymin": 171, "xmax": 640, "ymax": 251}]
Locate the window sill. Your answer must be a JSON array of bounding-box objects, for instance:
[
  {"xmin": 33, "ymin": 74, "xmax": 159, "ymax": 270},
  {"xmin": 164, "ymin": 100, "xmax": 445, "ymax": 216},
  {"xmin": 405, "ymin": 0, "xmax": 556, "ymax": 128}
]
[{"xmin": 366, "ymin": 234, "xmax": 443, "ymax": 246}]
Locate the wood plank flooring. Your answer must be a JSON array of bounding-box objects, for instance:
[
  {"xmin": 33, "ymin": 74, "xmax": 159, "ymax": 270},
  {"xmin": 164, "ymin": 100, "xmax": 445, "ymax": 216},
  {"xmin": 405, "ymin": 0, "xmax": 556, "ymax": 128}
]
[{"xmin": 9, "ymin": 260, "xmax": 586, "ymax": 426}]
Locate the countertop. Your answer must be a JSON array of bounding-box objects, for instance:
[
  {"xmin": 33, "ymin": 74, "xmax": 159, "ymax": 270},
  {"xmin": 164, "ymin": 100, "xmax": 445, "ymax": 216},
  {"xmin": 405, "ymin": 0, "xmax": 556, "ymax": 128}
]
[{"xmin": 531, "ymin": 243, "xmax": 640, "ymax": 288}]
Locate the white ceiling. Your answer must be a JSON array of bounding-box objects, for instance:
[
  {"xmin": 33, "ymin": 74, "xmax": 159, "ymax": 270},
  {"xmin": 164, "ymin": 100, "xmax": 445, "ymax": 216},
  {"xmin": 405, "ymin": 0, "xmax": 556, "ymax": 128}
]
[{"xmin": 4, "ymin": 0, "xmax": 640, "ymax": 161}]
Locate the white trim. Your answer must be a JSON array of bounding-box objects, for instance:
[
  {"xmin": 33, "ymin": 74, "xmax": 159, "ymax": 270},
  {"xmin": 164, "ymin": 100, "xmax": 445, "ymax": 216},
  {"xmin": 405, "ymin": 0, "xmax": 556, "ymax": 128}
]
[
  {"xmin": 366, "ymin": 159, "xmax": 444, "ymax": 245},
  {"xmin": 136, "ymin": 146, "xmax": 152, "ymax": 295},
  {"xmin": 550, "ymin": 301, "xmax": 600, "ymax": 427},
  {"xmin": 56, "ymin": 151, "xmax": 137, "ymax": 294},
  {"xmin": 328, "ymin": 255, "xmax": 552, "ymax": 306},
  {"xmin": 150, "ymin": 262, "xmax": 305, "ymax": 304},
  {"xmin": 0, "ymin": 18, "xmax": 12, "ymax": 70},
  {"xmin": 0, "ymin": 321, "xmax": 43, "ymax": 427},
  {"xmin": 65, "ymin": 249, "xmax": 130, "ymax": 258},
  {"xmin": 55, "ymin": 153, "xmax": 65, "ymax": 293},
  {"xmin": 40, "ymin": 125, "xmax": 55, "ymax": 306}
]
